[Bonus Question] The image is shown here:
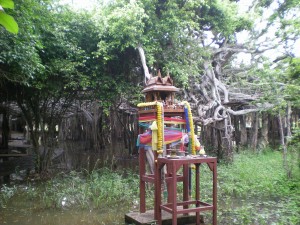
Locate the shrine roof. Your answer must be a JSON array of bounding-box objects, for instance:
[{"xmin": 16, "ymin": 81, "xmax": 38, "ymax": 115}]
[
  {"xmin": 142, "ymin": 85, "xmax": 179, "ymax": 93},
  {"xmin": 142, "ymin": 71, "xmax": 179, "ymax": 93}
]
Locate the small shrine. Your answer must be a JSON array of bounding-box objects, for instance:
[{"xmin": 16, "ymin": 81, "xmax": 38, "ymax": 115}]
[
  {"xmin": 125, "ymin": 71, "xmax": 217, "ymax": 225},
  {"xmin": 142, "ymin": 70, "xmax": 178, "ymax": 104}
]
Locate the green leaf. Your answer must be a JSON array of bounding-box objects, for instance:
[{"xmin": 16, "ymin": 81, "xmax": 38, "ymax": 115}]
[
  {"xmin": 0, "ymin": 0, "xmax": 14, "ymax": 9},
  {"xmin": 0, "ymin": 11, "xmax": 18, "ymax": 34}
]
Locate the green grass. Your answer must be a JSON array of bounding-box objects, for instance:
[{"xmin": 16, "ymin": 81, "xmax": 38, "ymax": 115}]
[
  {"xmin": 1, "ymin": 168, "xmax": 140, "ymax": 210},
  {"xmin": 207, "ymin": 149, "xmax": 299, "ymax": 224},
  {"xmin": 220, "ymin": 150, "xmax": 299, "ymax": 197},
  {"xmin": 0, "ymin": 185, "xmax": 17, "ymax": 208},
  {"xmin": 185, "ymin": 149, "xmax": 300, "ymax": 224}
]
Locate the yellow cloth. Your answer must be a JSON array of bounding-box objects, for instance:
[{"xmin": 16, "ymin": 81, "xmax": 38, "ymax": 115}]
[
  {"xmin": 182, "ymin": 133, "xmax": 202, "ymax": 152},
  {"xmin": 195, "ymin": 138, "xmax": 201, "ymax": 151},
  {"xmin": 150, "ymin": 121, "xmax": 158, "ymax": 150}
]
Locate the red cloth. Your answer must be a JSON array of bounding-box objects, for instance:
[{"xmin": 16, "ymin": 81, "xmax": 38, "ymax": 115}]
[{"xmin": 139, "ymin": 129, "xmax": 183, "ymax": 145}]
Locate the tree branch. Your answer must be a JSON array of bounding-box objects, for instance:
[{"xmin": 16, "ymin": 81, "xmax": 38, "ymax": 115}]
[{"xmin": 137, "ymin": 45, "xmax": 151, "ymax": 84}]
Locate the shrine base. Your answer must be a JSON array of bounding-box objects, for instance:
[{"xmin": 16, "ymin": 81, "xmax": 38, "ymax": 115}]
[{"xmin": 125, "ymin": 209, "xmax": 205, "ymax": 225}]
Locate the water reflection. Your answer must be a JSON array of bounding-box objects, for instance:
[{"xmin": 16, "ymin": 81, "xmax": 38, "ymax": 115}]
[{"xmin": 1, "ymin": 194, "xmax": 296, "ymax": 225}]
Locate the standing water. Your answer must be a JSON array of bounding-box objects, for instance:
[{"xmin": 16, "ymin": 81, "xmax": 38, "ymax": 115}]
[{"xmin": 0, "ymin": 193, "xmax": 132, "ymax": 225}]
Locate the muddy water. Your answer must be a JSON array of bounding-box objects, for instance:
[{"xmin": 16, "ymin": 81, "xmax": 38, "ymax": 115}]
[
  {"xmin": 0, "ymin": 199, "xmax": 130, "ymax": 225},
  {"xmin": 0, "ymin": 209, "xmax": 128, "ymax": 225},
  {"xmin": 2, "ymin": 140, "xmax": 296, "ymax": 224},
  {"xmin": 1, "ymin": 193, "xmax": 294, "ymax": 225},
  {"xmin": 1, "ymin": 140, "xmax": 139, "ymax": 225}
]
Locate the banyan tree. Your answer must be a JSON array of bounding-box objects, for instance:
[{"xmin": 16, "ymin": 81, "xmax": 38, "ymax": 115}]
[{"xmin": 137, "ymin": 44, "xmax": 298, "ymax": 163}]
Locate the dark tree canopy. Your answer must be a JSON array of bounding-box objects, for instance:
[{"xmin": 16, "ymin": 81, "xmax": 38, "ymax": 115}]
[{"xmin": 0, "ymin": 0, "xmax": 299, "ymax": 168}]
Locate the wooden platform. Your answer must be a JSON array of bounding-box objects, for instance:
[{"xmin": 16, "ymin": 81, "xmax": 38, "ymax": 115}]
[{"xmin": 125, "ymin": 209, "xmax": 204, "ymax": 225}]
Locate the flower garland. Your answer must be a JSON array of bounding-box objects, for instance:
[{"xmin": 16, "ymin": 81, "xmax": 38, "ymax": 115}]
[
  {"xmin": 137, "ymin": 102, "xmax": 158, "ymax": 107},
  {"xmin": 156, "ymin": 102, "xmax": 163, "ymax": 150},
  {"xmin": 182, "ymin": 101, "xmax": 195, "ymax": 155},
  {"xmin": 138, "ymin": 101, "xmax": 196, "ymax": 155}
]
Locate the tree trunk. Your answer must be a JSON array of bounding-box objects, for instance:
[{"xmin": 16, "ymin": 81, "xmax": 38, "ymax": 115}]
[
  {"xmin": 222, "ymin": 117, "xmax": 233, "ymax": 162},
  {"xmin": 233, "ymin": 114, "xmax": 240, "ymax": 148},
  {"xmin": 1, "ymin": 110, "xmax": 9, "ymax": 149},
  {"xmin": 240, "ymin": 115, "xmax": 247, "ymax": 147},
  {"xmin": 249, "ymin": 112, "xmax": 259, "ymax": 151},
  {"xmin": 278, "ymin": 114, "xmax": 288, "ymax": 173},
  {"xmin": 145, "ymin": 150, "xmax": 154, "ymax": 174},
  {"xmin": 259, "ymin": 112, "xmax": 269, "ymax": 149},
  {"xmin": 212, "ymin": 125, "xmax": 219, "ymax": 156},
  {"xmin": 269, "ymin": 115, "xmax": 278, "ymax": 147},
  {"xmin": 286, "ymin": 103, "xmax": 292, "ymax": 138}
]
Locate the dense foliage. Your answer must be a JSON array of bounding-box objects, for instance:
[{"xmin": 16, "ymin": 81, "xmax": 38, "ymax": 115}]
[
  {"xmin": 0, "ymin": 0, "xmax": 299, "ymax": 168},
  {"xmin": 0, "ymin": 2, "xmax": 299, "ymax": 224}
]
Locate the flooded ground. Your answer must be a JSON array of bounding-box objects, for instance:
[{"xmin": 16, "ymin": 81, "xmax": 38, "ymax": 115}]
[
  {"xmin": 1, "ymin": 208, "xmax": 129, "ymax": 225},
  {"xmin": 0, "ymin": 137, "xmax": 139, "ymax": 225},
  {"xmin": 0, "ymin": 196, "xmax": 131, "ymax": 225},
  {"xmin": 1, "ymin": 192, "xmax": 297, "ymax": 225},
  {"xmin": 1, "ymin": 137, "xmax": 299, "ymax": 225}
]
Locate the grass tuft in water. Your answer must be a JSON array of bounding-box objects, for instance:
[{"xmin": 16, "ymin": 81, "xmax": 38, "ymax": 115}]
[
  {"xmin": 13, "ymin": 168, "xmax": 140, "ymax": 210},
  {"xmin": 0, "ymin": 185, "xmax": 17, "ymax": 208}
]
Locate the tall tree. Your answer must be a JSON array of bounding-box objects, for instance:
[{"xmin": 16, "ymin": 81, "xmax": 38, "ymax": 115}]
[
  {"xmin": 92, "ymin": 0, "xmax": 300, "ymax": 161},
  {"xmin": 0, "ymin": 0, "xmax": 100, "ymax": 171}
]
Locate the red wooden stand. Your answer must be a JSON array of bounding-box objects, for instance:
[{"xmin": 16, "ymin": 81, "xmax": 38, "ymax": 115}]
[{"xmin": 154, "ymin": 156, "xmax": 217, "ymax": 225}]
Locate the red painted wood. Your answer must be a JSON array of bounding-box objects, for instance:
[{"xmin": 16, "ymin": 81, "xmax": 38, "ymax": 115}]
[{"xmin": 155, "ymin": 157, "xmax": 217, "ymax": 225}]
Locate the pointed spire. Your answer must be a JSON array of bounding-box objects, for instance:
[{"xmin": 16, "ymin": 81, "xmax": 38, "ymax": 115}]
[{"xmin": 157, "ymin": 69, "xmax": 161, "ymax": 78}]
